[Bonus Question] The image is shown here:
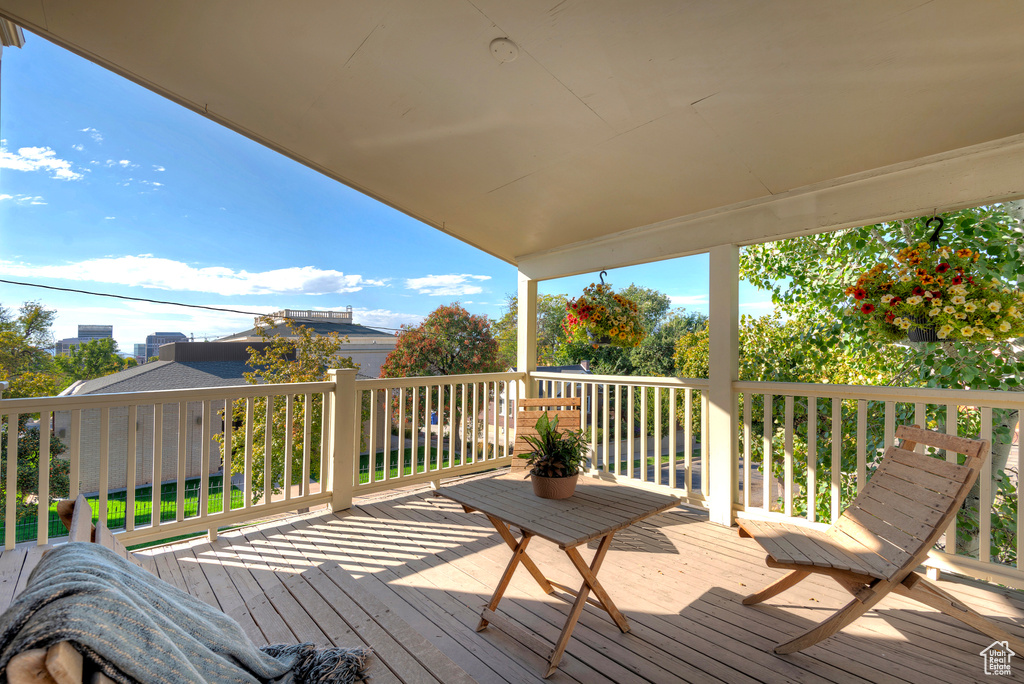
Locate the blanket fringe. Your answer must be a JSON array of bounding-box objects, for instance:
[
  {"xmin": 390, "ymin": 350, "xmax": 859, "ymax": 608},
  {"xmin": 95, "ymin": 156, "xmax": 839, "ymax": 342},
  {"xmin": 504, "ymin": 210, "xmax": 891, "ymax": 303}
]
[{"xmin": 260, "ymin": 643, "xmax": 371, "ymax": 684}]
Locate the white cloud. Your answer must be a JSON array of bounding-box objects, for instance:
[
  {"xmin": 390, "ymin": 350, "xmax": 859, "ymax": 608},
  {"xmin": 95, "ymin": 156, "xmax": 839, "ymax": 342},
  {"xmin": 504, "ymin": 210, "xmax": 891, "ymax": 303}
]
[
  {"xmin": 669, "ymin": 294, "xmax": 708, "ymax": 306},
  {"xmin": 153, "ymin": 165, "xmax": 165, "ymax": 172},
  {"xmin": 351, "ymin": 308, "xmax": 424, "ymax": 331},
  {"xmin": 0, "ymin": 255, "xmax": 389, "ymax": 296},
  {"xmin": 0, "ymin": 193, "xmax": 46, "ymax": 205},
  {"xmin": 405, "ymin": 273, "xmax": 490, "ymax": 296},
  {"xmin": 104, "ymin": 216, "xmax": 116, "ymax": 220},
  {"xmin": 0, "ymin": 145, "xmax": 82, "ymax": 180},
  {"xmin": 118, "ymin": 159, "xmax": 131, "ymax": 167},
  {"xmin": 79, "ymin": 127, "xmax": 103, "ymax": 143},
  {"xmin": 71, "ymin": 144, "xmax": 84, "ymax": 152}
]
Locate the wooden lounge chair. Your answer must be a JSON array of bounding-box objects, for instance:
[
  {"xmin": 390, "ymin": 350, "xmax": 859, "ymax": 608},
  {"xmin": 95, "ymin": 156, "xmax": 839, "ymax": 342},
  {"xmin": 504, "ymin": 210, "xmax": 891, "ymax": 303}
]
[
  {"xmin": 511, "ymin": 396, "xmax": 583, "ymax": 473},
  {"xmin": 738, "ymin": 425, "xmax": 1024, "ymax": 655}
]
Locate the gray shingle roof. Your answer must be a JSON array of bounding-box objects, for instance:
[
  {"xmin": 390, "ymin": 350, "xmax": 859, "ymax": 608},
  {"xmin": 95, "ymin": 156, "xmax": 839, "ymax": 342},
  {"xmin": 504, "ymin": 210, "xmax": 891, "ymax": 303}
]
[{"xmin": 69, "ymin": 360, "xmax": 374, "ymax": 396}]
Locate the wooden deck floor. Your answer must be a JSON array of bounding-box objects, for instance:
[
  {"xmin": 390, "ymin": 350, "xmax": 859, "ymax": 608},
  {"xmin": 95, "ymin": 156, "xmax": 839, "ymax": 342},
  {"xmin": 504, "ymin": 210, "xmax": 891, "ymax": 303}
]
[{"xmin": 6, "ymin": 475, "xmax": 1023, "ymax": 683}]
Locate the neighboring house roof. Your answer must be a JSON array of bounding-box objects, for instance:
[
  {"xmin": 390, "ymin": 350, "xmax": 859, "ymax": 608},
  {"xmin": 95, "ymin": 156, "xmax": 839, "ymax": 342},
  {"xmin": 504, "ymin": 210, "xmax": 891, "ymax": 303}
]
[
  {"xmin": 62, "ymin": 360, "xmax": 374, "ymax": 397},
  {"xmin": 510, "ymin": 364, "xmax": 592, "ymax": 374},
  {"xmin": 62, "ymin": 361, "xmax": 258, "ymax": 396},
  {"xmin": 218, "ymin": 321, "xmax": 393, "ymax": 341}
]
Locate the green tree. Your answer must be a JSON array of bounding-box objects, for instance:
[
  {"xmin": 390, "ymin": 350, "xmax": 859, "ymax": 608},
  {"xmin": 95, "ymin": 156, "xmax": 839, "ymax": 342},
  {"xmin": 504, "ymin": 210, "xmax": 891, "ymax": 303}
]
[
  {"xmin": 0, "ymin": 301, "xmax": 59, "ymax": 398},
  {"xmin": 54, "ymin": 338, "xmax": 136, "ymax": 383},
  {"xmin": 0, "ymin": 416, "xmax": 70, "ymax": 525},
  {"xmin": 741, "ymin": 206, "xmax": 1024, "ymax": 559},
  {"xmin": 218, "ymin": 318, "xmax": 358, "ymax": 504},
  {"xmin": 492, "ymin": 294, "xmax": 569, "ymax": 368},
  {"xmin": 0, "ymin": 302, "xmax": 69, "ymax": 529}
]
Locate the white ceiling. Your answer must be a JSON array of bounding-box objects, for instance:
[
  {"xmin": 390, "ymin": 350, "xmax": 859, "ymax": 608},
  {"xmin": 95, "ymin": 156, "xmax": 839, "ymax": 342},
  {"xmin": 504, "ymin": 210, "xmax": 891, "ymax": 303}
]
[{"xmin": 2, "ymin": 1, "xmax": 1023, "ymax": 278}]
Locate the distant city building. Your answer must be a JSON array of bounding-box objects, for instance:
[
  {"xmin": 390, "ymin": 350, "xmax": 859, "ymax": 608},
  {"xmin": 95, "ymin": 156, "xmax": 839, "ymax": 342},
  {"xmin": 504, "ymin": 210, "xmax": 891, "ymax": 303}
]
[
  {"xmin": 55, "ymin": 324, "xmax": 115, "ymax": 356},
  {"xmin": 133, "ymin": 343, "xmax": 147, "ymax": 364},
  {"xmin": 216, "ymin": 308, "xmax": 396, "ymax": 377},
  {"xmin": 77, "ymin": 324, "xmax": 113, "ymax": 342},
  {"xmin": 54, "ymin": 337, "xmax": 84, "ymax": 356},
  {"xmin": 146, "ymin": 331, "xmax": 188, "ymax": 359}
]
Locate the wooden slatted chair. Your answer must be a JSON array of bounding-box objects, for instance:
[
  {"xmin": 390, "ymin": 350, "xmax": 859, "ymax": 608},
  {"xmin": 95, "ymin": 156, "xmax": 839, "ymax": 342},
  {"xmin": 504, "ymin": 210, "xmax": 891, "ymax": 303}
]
[
  {"xmin": 738, "ymin": 425, "xmax": 1024, "ymax": 655},
  {"xmin": 511, "ymin": 396, "xmax": 584, "ymax": 473}
]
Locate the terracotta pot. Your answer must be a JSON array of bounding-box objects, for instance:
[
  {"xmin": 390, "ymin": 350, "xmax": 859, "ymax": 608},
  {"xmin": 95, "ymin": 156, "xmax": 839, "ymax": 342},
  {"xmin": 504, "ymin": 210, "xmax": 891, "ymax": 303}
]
[{"xmin": 531, "ymin": 473, "xmax": 579, "ymax": 499}]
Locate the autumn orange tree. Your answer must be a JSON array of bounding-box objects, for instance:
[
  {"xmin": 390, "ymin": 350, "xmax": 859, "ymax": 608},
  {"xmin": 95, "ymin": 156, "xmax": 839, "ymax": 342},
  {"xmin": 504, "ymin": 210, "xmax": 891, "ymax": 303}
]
[{"xmin": 381, "ymin": 304, "xmax": 502, "ymax": 462}]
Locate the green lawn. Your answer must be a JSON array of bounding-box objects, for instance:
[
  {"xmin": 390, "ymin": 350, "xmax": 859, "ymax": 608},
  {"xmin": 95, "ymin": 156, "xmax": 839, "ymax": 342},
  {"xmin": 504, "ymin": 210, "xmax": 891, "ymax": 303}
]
[{"xmin": 11, "ymin": 475, "xmax": 246, "ymax": 544}]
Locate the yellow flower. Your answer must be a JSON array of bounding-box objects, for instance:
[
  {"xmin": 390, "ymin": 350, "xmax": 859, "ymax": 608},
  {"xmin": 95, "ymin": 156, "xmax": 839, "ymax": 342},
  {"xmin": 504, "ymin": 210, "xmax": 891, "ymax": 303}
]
[
  {"xmin": 988, "ymin": 301, "xmax": 1001, "ymax": 312},
  {"xmin": 898, "ymin": 318, "xmax": 911, "ymax": 330},
  {"xmin": 609, "ymin": 328, "xmax": 618, "ymax": 336},
  {"xmin": 899, "ymin": 274, "xmax": 913, "ymax": 283},
  {"xmin": 999, "ymin": 321, "xmax": 1012, "ymax": 332},
  {"xmin": 943, "ymin": 306, "xmax": 955, "ymax": 314},
  {"xmin": 955, "ymin": 312, "xmax": 967, "ymax": 320},
  {"xmin": 960, "ymin": 326, "xmax": 975, "ymax": 337},
  {"xmin": 906, "ymin": 296, "xmax": 923, "ymax": 306},
  {"xmin": 937, "ymin": 325, "xmax": 953, "ymax": 339},
  {"xmin": 963, "ymin": 302, "xmax": 977, "ymax": 313},
  {"xmin": 951, "ymin": 295, "xmax": 966, "ymax": 305},
  {"xmin": 928, "ymin": 307, "xmax": 940, "ymax": 317},
  {"xmin": 881, "ymin": 294, "xmax": 893, "ymax": 305}
]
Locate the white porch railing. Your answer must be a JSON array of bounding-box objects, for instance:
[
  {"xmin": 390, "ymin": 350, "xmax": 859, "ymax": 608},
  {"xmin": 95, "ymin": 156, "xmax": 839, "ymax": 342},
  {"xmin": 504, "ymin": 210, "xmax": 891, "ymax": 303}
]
[
  {"xmin": 1, "ymin": 370, "xmax": 1021, "ymax": 590},
  {"xmin": 528, "ymin": 371, "xmax": 710, "ymax": 506},
  {"xmin": 735, "ymin": 381, "xmax": 1024, "ymax": 588},
  {"xmin": 0, "ymin": 381, "xmax": 335, "ymax": 547},
  {"xmin": 352, "ymin": 372, "xmax": 522, "ymax": 496}
]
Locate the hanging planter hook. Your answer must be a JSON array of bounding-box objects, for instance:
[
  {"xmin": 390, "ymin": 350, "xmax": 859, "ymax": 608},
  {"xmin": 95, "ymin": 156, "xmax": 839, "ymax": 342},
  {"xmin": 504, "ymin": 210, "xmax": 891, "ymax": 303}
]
[
  {"xmin": 598, "ymin": 270, "xmax": 608, "ymax": 286},
  {"xmin": 926, "ymin": 216, "xmax": 944, "ymax": 244}
]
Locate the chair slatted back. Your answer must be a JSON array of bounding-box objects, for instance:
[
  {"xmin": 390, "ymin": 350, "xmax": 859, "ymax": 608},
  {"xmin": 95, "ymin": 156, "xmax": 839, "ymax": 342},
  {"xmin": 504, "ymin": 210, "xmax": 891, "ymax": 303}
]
[
  {"xmin": 825, "ymin": 425, "xmax": 988, "ymax": 579},
  {"xmin": 511, "ymin": 397, "xmax": 583, "ymax": 472}
]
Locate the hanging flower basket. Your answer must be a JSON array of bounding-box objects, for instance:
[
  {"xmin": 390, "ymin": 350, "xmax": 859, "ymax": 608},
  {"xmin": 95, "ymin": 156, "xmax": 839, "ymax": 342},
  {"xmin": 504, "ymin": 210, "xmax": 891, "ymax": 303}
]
[
  {"xmin": 846, "ymin": 240, "xmax": 1024, "ymax": 343},
  {"xmin": 563, "ymin": 280, "xmax": 645, "ymax": 349}
]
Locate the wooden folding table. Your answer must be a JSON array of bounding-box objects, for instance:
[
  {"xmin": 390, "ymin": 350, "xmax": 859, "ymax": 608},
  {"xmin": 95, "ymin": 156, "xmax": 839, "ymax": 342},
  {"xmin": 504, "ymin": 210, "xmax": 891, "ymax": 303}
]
[{"xmin": 435, "ymin": 475, "xmax": 681, "ymax": 677}]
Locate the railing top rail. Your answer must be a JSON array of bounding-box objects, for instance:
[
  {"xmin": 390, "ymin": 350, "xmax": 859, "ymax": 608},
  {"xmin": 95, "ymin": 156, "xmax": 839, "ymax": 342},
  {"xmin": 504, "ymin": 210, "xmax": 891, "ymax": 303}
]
[
  {"xmin": 734, "ymin": 380, "xmax": 1024, "ymax": 408},
  {"xmin": 0, "ymin": 380, "xmax": 334, "ymax": 413},
  {"xmin": 357, "ymin": 371, "xmax": 524, "ymax": 390},
  {"xmin": 529, "ymin": 371, "xmax": 709, "ymax": 390}
]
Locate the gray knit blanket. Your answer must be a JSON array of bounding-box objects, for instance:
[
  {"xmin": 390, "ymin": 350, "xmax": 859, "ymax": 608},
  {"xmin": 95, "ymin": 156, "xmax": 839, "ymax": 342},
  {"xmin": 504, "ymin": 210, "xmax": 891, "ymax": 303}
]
[{"xmin": 0, "ymin": 543, "xmax": 369, "ymax": 683}]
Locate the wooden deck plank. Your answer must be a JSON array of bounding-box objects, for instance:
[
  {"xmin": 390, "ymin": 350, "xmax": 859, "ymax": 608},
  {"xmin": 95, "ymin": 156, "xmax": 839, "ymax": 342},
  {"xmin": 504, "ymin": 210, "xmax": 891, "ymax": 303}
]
[
  {"xmin": 268, "ymin": 514, "xmax": 546, "ymax": 684},
  {"xmin": 143, "ymin": 474, "xmax": 1024, "ymax": 684}
]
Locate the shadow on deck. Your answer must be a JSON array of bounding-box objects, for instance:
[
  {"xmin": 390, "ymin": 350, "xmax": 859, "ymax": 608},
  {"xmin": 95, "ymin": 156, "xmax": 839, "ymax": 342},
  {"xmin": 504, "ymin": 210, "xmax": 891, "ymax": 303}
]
[{"xmin": 117, "ymin": 480, "xmax": 1024, "ymax": 683}]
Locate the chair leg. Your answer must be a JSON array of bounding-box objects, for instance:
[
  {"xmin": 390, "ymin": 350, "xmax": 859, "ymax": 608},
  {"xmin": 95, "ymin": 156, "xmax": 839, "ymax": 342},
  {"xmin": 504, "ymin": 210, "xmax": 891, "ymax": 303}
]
[
  {"xmin": 895, "ymin": 574, "xmax": 1024, "ymax": 654},
  {"xmin": 773, "ymin": 581, "xmax": 892, "ymax": 655},
  {"xmin": 742, "ymin": 568, "xmax": 811, "ymax": 605}
]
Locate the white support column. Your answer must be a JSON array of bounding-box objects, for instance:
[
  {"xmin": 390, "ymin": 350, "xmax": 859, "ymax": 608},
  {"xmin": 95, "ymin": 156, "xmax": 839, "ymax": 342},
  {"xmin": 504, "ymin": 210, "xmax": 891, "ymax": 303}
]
[
  {"xmin": 328, "ymin": 368, "xmax": 357, "ymax": 512},
  {"xmin": 517, "ymin": 271, "xmax": 538, "ymax": 400},
  {"xmin": 708, "ymin": 245, "xmax": 739, "ymax": 526}
]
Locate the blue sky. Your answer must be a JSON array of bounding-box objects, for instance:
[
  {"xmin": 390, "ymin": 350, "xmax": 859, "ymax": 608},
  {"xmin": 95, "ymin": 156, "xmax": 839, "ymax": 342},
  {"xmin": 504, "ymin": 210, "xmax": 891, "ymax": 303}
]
[{"xmin": 0, "ymin": 34, "xmax": 772, "ymax": 354}]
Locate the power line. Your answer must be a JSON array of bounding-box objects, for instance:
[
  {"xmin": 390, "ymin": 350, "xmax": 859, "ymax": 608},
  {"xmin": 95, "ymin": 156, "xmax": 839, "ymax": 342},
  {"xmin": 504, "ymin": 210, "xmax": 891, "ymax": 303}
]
[
  {"xmin": 0, "ymin": 277, "xmax": 407, "ymax": 331},
  {"xmin": 0, "ymin": 278, "xmax": 269, "ymax": 316}
]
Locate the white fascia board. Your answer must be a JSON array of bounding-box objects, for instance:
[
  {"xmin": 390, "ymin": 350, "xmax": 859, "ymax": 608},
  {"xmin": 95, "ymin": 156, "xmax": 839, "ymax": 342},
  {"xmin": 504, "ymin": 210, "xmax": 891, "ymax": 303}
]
[{"xmin": 516, "ymin": 133, "xmax": 1024, "ymax": 281}]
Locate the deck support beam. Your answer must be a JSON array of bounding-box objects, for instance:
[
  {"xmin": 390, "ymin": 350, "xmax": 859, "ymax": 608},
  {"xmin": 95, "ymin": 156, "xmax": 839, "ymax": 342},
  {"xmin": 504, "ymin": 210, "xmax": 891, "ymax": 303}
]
[
  {"xmin": 517, "ymin": 271, "xmax": 538, "ymax": 402},
  {"xmin": 708, "ymin": 244, "xmax": 739, "ymax": 526}
]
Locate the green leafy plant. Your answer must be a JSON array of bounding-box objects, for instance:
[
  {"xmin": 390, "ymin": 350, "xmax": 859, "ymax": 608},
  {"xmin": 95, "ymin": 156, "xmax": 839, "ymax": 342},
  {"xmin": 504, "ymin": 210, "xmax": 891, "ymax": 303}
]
[{"xmin": 518, "ymin": 413, "xmax": 589, "ymax": 478}]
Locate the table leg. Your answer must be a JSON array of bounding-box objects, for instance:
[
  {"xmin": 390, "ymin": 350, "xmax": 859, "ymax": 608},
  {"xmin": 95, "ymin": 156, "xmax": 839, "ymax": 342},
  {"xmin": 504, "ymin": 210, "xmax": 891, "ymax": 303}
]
[
  {"xmin": 477, "ymin": 530, "xmax": 533, "ymax": 631},
  {"xmin": 545, "ymin": 533, "xmax": 627, "ymax": 678},
  {"xmin": 484, "ymin": 514, "xmax": 553, "ymax": 594}
]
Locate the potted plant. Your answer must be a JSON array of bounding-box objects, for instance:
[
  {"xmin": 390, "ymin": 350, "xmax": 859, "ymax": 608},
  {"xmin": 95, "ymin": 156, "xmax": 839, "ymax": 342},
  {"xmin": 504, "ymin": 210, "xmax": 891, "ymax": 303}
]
[
  {"xmin": 846, "ymin": 241, "xmax": 1024, "ymax": 343},
  {"xmin": 563, "ymin": 281, "xmax": 645, "ymax": 349},
  {"xmin": 518, "ymin": 413, "xmax": 589, "ymax": 499}
]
